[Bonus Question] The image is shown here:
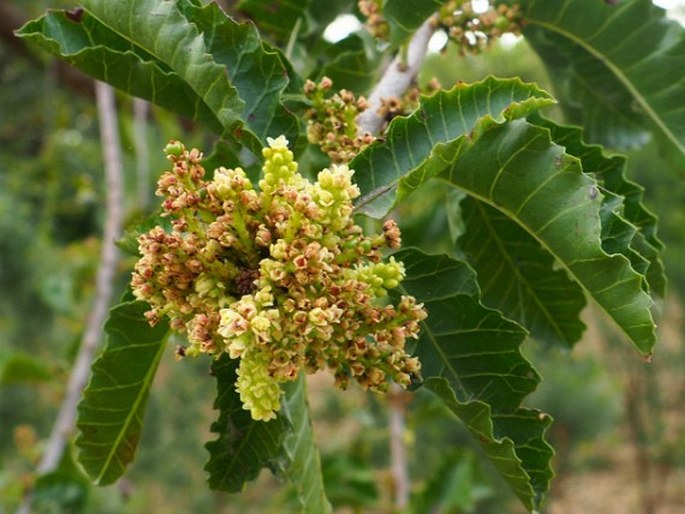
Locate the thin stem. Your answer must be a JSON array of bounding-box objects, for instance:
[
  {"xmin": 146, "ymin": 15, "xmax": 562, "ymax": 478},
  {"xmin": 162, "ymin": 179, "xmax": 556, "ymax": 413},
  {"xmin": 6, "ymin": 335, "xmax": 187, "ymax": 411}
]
[
  {"xmin": 133, "ymin": 98, "xmax": 150, "ymax": 209},
  {"xmin": 16, "ymin": 81, "xmax": 124, "ymax": 514}
]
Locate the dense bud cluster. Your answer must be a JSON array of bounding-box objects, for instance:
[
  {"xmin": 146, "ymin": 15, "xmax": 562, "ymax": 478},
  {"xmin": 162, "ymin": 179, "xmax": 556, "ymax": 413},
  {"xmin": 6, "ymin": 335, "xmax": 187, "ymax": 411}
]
[
  {"xmin": 132, "ymin": 136, "xmax": 426, "ymax": 421},
  {"xmin": 304, "ymin": 77, "xmax": 376, "ymax": 164},
  {"xmin": 435, "ymin": 1, "xmax": 522, "ymax": 55},
  {"xmin": 358, "ymin": 0, "xmax": 389, "ymax": 40}
]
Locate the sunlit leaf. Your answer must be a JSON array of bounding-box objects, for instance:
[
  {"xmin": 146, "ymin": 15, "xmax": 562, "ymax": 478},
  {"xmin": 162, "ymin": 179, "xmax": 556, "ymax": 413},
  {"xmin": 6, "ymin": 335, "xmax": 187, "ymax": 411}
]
[
  {"xmin": 351, "ymin": 76, "xmax": 554, "ymax": 217},
  {"xmin": 458, "ymin": 198, "xmax": 587, "ymax": 347},
  {"xmin": 530, "ymin": 113, "xmax": 666, "ymax": 297},
  {"xmin": 16, "ymin": 0, "xmax": 301, "ymax": 151}
]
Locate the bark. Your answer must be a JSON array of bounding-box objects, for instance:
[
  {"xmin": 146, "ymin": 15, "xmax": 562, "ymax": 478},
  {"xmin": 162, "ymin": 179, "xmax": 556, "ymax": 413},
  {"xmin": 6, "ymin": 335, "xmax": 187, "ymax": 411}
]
[
  {"xmin": 16, "ymin": 81, "xmax": 124, "ymax": 513},
  {"xmin": 356, "ymin": 18, "xmax": 436, "ymax": 136}
]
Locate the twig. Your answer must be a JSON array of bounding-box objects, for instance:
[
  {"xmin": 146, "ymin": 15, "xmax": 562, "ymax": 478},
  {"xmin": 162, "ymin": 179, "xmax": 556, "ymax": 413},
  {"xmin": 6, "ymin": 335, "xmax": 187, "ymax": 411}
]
[
  {"xmin": 388, "ymin": 384, "xmax": 411, "ymax": 510},
  {"xmin": 356, "ymin": 18, "xmax": 436, "ymax": 136},
  {"xmin": 16, "ymin": 81, "xmax": 123, "ymax": 514},
  {"xmin": 133, "ymin": 98, "xmax": 150, "ymax": 208}
]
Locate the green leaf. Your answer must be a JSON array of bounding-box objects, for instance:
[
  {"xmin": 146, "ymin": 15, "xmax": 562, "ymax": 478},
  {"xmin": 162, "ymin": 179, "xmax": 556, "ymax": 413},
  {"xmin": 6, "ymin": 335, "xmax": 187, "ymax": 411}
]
[
  {"xmin": 317, "ymin": 35, "xmax": 377, "ymax": 94},
  {"xmin": 236, "ymin": 0, "xmax": 312, "ymax": 42},
  {"xmin": 76, "ymin": 301, "xmax": 169, "ymax": 485},
  {"xmin": 443, "ymin": 120, "xmax": 655, "ymax": 353},
  {"xmin": 16, "ymin": 0, "xmax": 301, "ymax": 151},
  {"xmin": 383, "ymin": 0, "xmax": 448, "ymax": 46},
  {"xmin": 0, "ymin": 352, "xmax": 54, "ymax": 385},
  {"xmin": 395, "ymin": 249, "xmax": 553, "ymax": 511},
  {"xmin": 205, "ymin": 355, "xmax": 287, "ymax": 492},
  {"xmin": 530, "ymin": 113, "xmax": 666, "ymax": 298},
  {"xmin": 515, "ymin": 0, "xmax": 685, "ymax": 169},
  {"xmin": 307, "ymin": 0, "xmax": 356, "ymax": 31},
  {"xmin": 278, "ymin": 375, "xmax": 332, "ymax": 514},
  {"xmin": 175, "ymin": 0, "xmax": 303, "ymax": 148},
  {"xmin": 205, "ymin": 358, "xmax": 331, "ymax": 513},
  {"xmin": 33, "ymin": 446, "xmax": 91, "ymax": 514},
  {"xmin": 351, "ymin": 77, "xmax": 656, "ymax": 354},
  {"xmin": 458, "ymin": 197, "xmax": 587, "ymax": 348},
  {"xmin": 350, "ymin": 76, "xmax": 555, "ymax": 218},
  {"xmin": 411, "ymin": 450, "xmax": 490, "ymax": 514}
]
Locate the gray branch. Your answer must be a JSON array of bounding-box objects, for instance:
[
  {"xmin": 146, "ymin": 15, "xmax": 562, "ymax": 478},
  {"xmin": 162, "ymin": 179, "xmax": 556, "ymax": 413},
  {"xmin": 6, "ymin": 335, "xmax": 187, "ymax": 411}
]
[
  {"xmin": 17, "ymin": 81, "xmax": 123, "ymax": 513},
  {"xmin": 356, "ymin": 18, "xmax": 436, "ymax": 136}
]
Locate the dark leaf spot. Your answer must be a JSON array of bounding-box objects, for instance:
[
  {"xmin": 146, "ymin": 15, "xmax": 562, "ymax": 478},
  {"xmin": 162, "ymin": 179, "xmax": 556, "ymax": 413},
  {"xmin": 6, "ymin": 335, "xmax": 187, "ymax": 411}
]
[{"xmin": 65, "ymin": 8, "xmax": 84, "ymax": 23}]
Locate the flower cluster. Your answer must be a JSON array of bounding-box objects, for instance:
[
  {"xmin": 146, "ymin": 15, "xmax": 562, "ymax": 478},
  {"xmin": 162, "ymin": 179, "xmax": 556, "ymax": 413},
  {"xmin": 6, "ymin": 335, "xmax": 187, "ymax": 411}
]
[
  {"xmin": 132, "ymin": 137, "xmax": 426, "ymax": 421},
  {"xmin": 435, "ymin": 1, "xmax": 522, "ymax": 56},
  {"xmin": 358, "ymin": 0, "xmax": 389, "ymax": 40},
  {"xmin": 304, "ymin": 77, "xmax": 376, "ymax": 164}
]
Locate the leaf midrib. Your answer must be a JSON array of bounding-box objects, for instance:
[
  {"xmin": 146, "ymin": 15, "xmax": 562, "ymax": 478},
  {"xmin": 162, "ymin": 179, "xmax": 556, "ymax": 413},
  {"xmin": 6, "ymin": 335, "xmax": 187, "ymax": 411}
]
[
  {"xmin": 95, "ymin": 333, "xmax": 167, "ymax": 484},
  {"xmin": 471, "ymin": 200, "xmax": 568, "ymax": 344},
  {"xmin": 440, "ymin": 172, "xmax": 649, "ymax": 351}
]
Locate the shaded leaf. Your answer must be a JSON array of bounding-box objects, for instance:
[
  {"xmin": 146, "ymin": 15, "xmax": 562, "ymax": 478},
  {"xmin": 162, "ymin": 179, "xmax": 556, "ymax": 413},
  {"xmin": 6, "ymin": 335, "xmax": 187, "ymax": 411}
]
[
  {"xmin": 458, "ymin": 197, "xmax": 587, "ymax": 347},
  {"xmin": 278, "ymin": 375, "xmax": 332, "ymax": 514},
  {"xmin": 384, "ymin": 0, "xmax": 449, "ymax": 46},
  {"xmin": 75, "ymin": 301, "xmax": 169, "ymax": 485},
  {"xmin": 515, "ymin": 0, "xmax": 685, "ymax": 169},
  {"xmin": 395, "ymin": 249, "xmax": 553, "ymax": 511},
  {"xmin": 317, "ymin": 35, "xmax": 377, "ymax": 94},
  {"xmin": 308, "ymin": 0, "xmax": 356, "ymax": 31},
  {"xmin": 411, "ymin": 450, "xmax": 492, "ymax": 514},
  {"xmin": 0, "ymin": 352, "xmax": 54, "ymax": 385},
  {"xmin": 33, "ymin": 446, "xmax": 90, "ymax": 514},
  {"xmin": 320, "ymin": 453, "xmax": 378, "ymax": 509},
  {"xmin": 205, "ymin": 359, "xmax": 330, "ymax": 513},
  {"xmin": 351, "ymin": 77, "xmax": 656, "ymax": 354},
  {"xmin": 205, "ymin": 355, "xmax": 287, "ymax": 492},
  {"xmin": 237, "ymin": 0, "xmax": 312, "ymax": 42}
]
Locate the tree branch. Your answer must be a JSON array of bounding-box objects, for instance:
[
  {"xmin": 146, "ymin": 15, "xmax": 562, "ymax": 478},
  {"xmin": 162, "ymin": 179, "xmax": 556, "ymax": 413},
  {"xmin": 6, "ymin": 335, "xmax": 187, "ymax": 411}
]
[
  {"xmin": 356, "ymin": 18, "xmax": 436, "ymax": 136},
  {"xmin": 388, "ymin": 385, "xmax": 411, "ymax": 510},
  {"xmin": 16, "ymin": 81, "xmax": 123, "ymax": 513}
]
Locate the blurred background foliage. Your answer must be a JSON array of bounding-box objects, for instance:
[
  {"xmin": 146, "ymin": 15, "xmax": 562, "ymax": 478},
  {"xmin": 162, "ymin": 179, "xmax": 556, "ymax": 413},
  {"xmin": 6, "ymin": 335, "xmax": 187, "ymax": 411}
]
[{"xmin": 1, "ymin": 0, "xmax": 684, "ymax": 513}]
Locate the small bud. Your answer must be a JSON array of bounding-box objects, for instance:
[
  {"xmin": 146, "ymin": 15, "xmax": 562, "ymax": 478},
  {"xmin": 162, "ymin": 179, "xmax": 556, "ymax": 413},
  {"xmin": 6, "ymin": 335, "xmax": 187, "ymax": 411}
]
[{"xmin": 164, "ymin": 140, "xmax": 184, "ymax": 157}]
